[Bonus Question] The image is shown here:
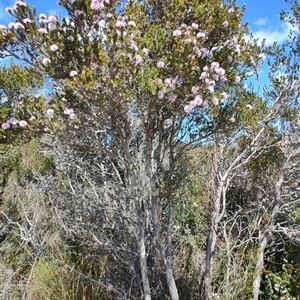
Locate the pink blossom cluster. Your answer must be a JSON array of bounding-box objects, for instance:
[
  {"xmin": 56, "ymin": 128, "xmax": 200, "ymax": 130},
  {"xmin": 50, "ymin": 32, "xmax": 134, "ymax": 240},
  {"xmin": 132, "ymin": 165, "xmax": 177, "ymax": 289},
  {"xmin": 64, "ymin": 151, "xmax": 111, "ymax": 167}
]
[
  {"xmin": 8, "ymin": 22, "xmax": 24, "ymax": 29},
  {"xmin": 46, "ymin": 109, "xmax": 55, "ymax": 118},
  {"xmin": 156, "ymin": 78, "xmax": 177, "ymax": 100},
  {"xmin": 42, "ymin": 57, "xmax": 51, "ymax": 65},
  {"xmin": 90, "ymin": 0, "xmax": 109, "ymax": 11},
  {"xmin": 197, "ymin": 62, "xmax": 227, "ymax": 96},
  {"xmin": 1, "ymin": 118, "xmax": 28, "ymax": 129},
  {"xmin": 74, "ymin": 10, "xmax": 86, "ymax": 17},
  {"xmin": 22, "ymin": 18, "xmax": 32, "ymax": 24},
  {"xmin": 64, "ymin": 108, "xmax": 77, "ymax": 119},
  {"xmin": 48, "ymin": 15, "xmax": 58, "ymax": 31},
  {"xmin": 13, "ymin": 1, "xmax": 27, "ymax": 9},
  {"xmin": 184, "ymin": 95, "xmax": 205, "ymax": 114},
  {"xmin": 38, "ymin": 14, "xmax": 58, "ymax": 31},
  {"xmin": 224, "ymin": 36, "xmax": 241, "ymax": 55}
]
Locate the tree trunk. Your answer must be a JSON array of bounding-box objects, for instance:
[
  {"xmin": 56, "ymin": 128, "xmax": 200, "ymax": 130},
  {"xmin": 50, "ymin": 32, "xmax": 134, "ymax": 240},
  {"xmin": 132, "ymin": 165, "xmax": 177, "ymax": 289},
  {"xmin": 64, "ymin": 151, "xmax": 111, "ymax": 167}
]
[
  {"xmin": 202, "ymin": 185, "xmax": 223, "ymax": 300},
  {"xmin": 145, "ymin": 139, "xmax": 179, "ymax": 300},
  {"xmin": 138, "ymin": 224, "xmax": 151, "ymax": 300},
  {"xmin": 252, "ymin": 232, "xmax": 270, "ymax": 300},
  {"xmin": 253, "ymin": 168, "xmax": 284, "ymax": 300}
]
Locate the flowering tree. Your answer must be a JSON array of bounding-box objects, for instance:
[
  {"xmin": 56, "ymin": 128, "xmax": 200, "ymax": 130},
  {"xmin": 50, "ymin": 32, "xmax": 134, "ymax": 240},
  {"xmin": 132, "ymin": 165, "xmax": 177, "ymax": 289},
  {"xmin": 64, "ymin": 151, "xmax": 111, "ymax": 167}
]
[{"xmin": 0, "ymin": 0, "xmax": 265, "ymax": 298}]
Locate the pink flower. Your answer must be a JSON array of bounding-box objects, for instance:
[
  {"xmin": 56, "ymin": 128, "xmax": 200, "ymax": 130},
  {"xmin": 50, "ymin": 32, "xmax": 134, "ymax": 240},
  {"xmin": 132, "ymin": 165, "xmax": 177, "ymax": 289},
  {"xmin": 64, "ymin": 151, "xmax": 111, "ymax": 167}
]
[
  {"xmin": 157, "ymin": 61, "xmax": 164, "ymax": 68},
  {"xmin": 235, "ymin": 75, "xmax": 241, "ymax": 83},
  {"xmin": 229, "ymin": 117, "xmax": 236, "ymax": 123},
  {"xmin": 8, "ymin": 22, "xmax": 24, "ymax": 29},
  {"xmin": 223, "ymin": 20, "xmax": 229, "ymax": 28},
  {"xmin": 19, "ymin": 120, "xmax": 28, "ymax": 127},
  {"xmin": 212, "ymin": 97, "xmax": 219, "ymax": 105},
  {"xmin": 46, "ymin": 108, "xmax": 55, "ymax": 118},
  {"xmin": 38, "ymin": 28, "xmax": 47, "ymax": 34},
  {"xmin": 194, "ymin": 95, "xmax": 203, "ymax": 106},
  {"xmin": 221, "ymin": 92, "xmax": 228, "ymax": 99},
  {"xmin": 196, "ymin": 31, "xmax": 206, "ymax": 38},
  {"xmin": 70, "ymin": 70, "xmax": 78, "ymax": 77},
  {"xmin": 128, "ymin": 21, "xmax": 136, "ymax": 27},
  {"xmin": 164, "ymin": 78, "xmax": 171, "ymax": 85},
  {"xmin": 207, "ymin": 85, "xmax": 214, "ymax": 93},
  {"xmin": 227, "ymin": 55, "xmax": 233, "ymax": 62},
  {"xmin": 48, "ymin": 15, "xmax": 57, "ymax": 22},
  {"xmin": 184, "ymin": 38, "xmax": 192, "ymax": 44},
  {"xmin": 228, "ymin": 7, "xmax": 235, "ymax": 14},
  {"xmin": 191, "ymin": 86, "xmax": 199, "ymax": 94},
  {"xmin": 129, "ymin": 42, "xmax": 138, "ymax": 51},
  {"xmin": 115, "ymin": 20, "xmax": 125, "ymax": 27},
  {"xmin": 200, "ymin": 47, "xmax": 208, "ymax": 54},
  {"xmin": 92, "ymin": 15, "xmax": 100, "ymax": 22},
  {"xmin": 39, "ymin": 14, "xmax": 47, "ymax": 23},
  {"xmin": 169, "ymin": 94, "xmax": 177, "ymax": 102},
  {"xmin": 42, "ymin": 57, "xmax": 51, "ymax": 65},
  {"xmin": 69, "ymin": 113, "xmax": 77, "ymax": 119},
  {"xmin": 22, "ymin": 18, "xmax": 32, "ymax": 24},
  {"xmin": 48, "ymin": 22, "xmax": 56, "ymax": 31},
  {"xmin": 169, "ymin": 82, "xmax": 176, "ymax": 91},
  {"xmin": 64, "ymin": 108, "xmax": 74, "ymax": 115},
  {"xmin": 200, "ymin": 72, "xmax": 208, "ymax": 80},
  {"xmin": 132, "ymin": 55, "xmax": 143, "ymax": 66},
  {"xmin": 7, "ymin": 118, "xmax": 19, "ymax": 125},
  {"xmin": 46, "ymin": 97, "xmax": 53, "ymax": 103},
  {"xmin": 246, "ymin": 104, "xmax": 253, "ymax": 110},
  {"xmin": 157, "ymin": 89, "xmax": 166, "ymax": 99},
  {"xmin": 74, "ymin": 10, "xmax": 86, "ymax": 17},
  {"xmin": 142, "ymin": 48, "xmax": 149, "ymax": 56},
  {"xmin": 91, "ymin": 0, "xmax": 104, "ymax": 10},
  {"xmin": 191, "ymin": 23, "xmax": 198, "ymax": 29},
  {"xmin": 215, "ymin": 67, "xmax": 225, "ymax": 77},
  {"xmin": 184, "ymin": 104, "xmax": 193, "ymax": 114},
  {"xmin": 13, "ymin": 1, "xmax": 27, "ymax": 9},
  {"xmin": 248, "ymin": 39, "xmax": 255, "ymax": 46},
  {"xmin": 173, "ymin": 29, "xmax": 182, "ymax": 37},
  {"xmin": 66, "ymin": 35, "xmax": 74, "ymax": 41},
  {"xmin": 211, "ymin": 62, "xmax": 220, "ymax": 69},
  {"xmin": 258, "ymin": 53, "xmax": 266, "ymax": 61},
  {"xmin": 1, "ymin": 123, "xmax": 10, "ymax": 129},
  {"xmin": 50, "ymin": 44, "xmax": 58, "ymax": 51}
]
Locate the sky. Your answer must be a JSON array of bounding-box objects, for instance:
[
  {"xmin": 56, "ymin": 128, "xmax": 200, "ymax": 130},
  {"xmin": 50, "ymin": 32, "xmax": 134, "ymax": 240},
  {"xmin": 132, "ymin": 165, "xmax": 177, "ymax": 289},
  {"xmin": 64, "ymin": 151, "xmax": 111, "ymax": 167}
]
[{"xmin": 237, "ymin": 0, "xmax": 293, "ymax": 46}]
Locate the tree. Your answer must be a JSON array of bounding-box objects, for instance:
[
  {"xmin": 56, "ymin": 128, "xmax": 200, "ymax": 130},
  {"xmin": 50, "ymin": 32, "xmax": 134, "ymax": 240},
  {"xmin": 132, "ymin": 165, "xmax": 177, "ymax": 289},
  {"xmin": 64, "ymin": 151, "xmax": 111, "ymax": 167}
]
[
  {"xmin": 0, "ymin": 0, "xmax": 288, "ymax": 299},
  {"xmin": 0, "ymin": 0, "xmax": 261, "ymax": 298}
]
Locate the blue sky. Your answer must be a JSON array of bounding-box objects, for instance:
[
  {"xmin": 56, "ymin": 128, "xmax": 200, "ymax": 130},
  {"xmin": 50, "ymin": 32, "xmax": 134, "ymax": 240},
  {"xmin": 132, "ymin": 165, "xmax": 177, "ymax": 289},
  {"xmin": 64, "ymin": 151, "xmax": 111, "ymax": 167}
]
[{"xmin": 237, "ymin": 0, "xmax": 293, "ymax": 46}]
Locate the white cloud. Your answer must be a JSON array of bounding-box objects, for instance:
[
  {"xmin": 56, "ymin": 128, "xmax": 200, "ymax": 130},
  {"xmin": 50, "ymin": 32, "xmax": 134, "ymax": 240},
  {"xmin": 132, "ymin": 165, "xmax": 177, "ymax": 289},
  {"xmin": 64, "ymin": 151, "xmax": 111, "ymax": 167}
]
[
  {"xmin": 254, "ymin": 18, "xmax": 267, "ymax": 26},
  {"xmin": 0, "ymin": 2, "xmax": 14, "ymax": 25},
  {"xmin": 252, "ymin": 22, "xmax": 295, "ymax": 46}
]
